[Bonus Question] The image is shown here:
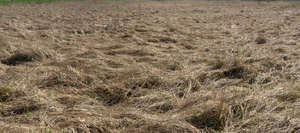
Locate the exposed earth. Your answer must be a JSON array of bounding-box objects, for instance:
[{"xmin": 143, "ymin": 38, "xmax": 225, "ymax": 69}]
[{"xmin": 0, "ymin": 0, "xmax": 300, "ymax": 132}]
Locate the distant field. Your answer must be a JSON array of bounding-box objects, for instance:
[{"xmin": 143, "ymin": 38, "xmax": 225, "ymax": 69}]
[
  {"xmin": 0, "ymin": 0, "xmax": 82, "ymax": 4},
  {"xmin": 1, "ymin": 0, "xmax": 298, "ymax": 5}
]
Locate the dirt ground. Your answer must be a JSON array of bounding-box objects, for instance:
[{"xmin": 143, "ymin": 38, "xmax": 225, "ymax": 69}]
[{"xmin": 0, "ymin": 0, "xmax": 300, "ymax": 132}]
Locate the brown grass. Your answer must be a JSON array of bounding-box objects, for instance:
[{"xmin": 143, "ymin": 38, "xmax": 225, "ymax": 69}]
[{"xmin": 0, "ymin": 0, "xmax": 299, "ymax": 132}]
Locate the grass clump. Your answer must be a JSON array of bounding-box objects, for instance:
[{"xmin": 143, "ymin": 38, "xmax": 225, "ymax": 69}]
[
  {"xmin": 138, "ymin": 123, "xmax": 193, "ymax": 133},
  {"xmin": 208, "ymin": 58, "xmax": 257, "ymax": 83},
  {"xmin": 277, "ymin": 92, "xmax": 300, "ymax": 102},
  {"xmin": 149, "ymin": 101, "xmax": 174, "ymax": 113},
  {"xmin": 2, "ymin": 99, "xmax": 41, "ymax": 116},
  {"xmin": 223, "ymin": 64, "xmax": 249, "ymax": 79},
  {"xmin": 0, "ymin": 86, "xmax": 13, "ymax": 102},
  {"xmin": 126, "ymin": 76, "xmax": 163, "ymax": 90},
  {"xmin": 186, "ymin": 106, "xmax": 227, "ymax": 131},
  {"xmin": 0, "ymin": 86, "xmax": 24, "ymax": 102},
  {"xmin": 39, "ymin": 67, "xmax": 94, "ymax": 89},
  {"xmin": 93, "ymin": 86, "xmax": 126, "ymax": 106},
  {"xmin": 276, "ymin": 83, "xmax": 300, "ymax": 102}
]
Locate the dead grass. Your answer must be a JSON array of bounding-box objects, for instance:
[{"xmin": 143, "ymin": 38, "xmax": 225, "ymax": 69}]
[
  {"xmin": 1, "ymin": 98, "xmax": 42, "ymax": 116},
  {"xmin": 0, "ymin": 0, "xmax": 299, "ymax": 132},
  {"xmin": 93, "ymin": 85, "xmax": 127, "ymax": 106},
  {"xmin": 186, "ymin": 107, "xmax": 226, "ymax": 131},
  {"xmin": 206, "ymin": 58, "xmax": 257, "ymax": 85},
  {"xmin": 38, "ymin": 66, "xmax": 94, "ymax": 89},
  {"xmin": 125, "ymin": 75, "xmax": 164, "ymax": 90},
  {"xmin": 0, "ymin": 85, "xmax": 25, "ymax": 103},
  {"xmin": 275, "ymin": 82, "xmax": 300, "ymax": 102}
]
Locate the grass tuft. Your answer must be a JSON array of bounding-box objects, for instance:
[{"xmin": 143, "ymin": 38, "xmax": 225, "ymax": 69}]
[{"xmin": 186, "ymin": 106, "xmax": 227, "ymax": 131}]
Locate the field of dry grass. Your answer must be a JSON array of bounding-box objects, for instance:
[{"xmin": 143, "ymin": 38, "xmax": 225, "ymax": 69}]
[{"xmin": 0, "ymin": 0, "xmax": 300, "ymax": 132}]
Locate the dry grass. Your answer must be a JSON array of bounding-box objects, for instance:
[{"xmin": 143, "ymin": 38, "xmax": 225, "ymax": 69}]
[{"xmin": 0, "ymin": 0, "xmax": 299, "ymax": 132}]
